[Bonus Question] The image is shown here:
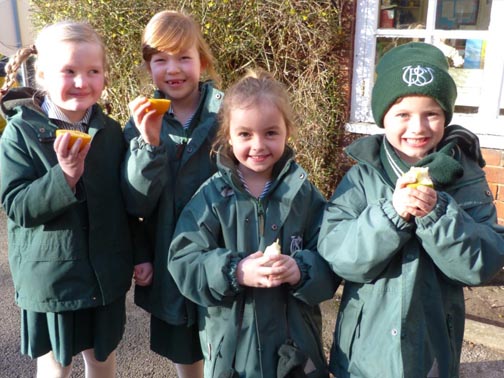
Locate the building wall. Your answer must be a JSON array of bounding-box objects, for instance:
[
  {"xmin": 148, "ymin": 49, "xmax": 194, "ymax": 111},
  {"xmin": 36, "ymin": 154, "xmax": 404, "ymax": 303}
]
[
  {"xmin": 0, "ymin": 0, "xmax": 33, "ymax": 57},
  {"xmin": 482, "ymin": 148, "xmax": 504, "ymax": 225}
]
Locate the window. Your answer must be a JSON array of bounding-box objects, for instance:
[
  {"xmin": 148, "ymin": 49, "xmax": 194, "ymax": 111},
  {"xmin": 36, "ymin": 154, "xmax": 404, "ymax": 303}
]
[{"xmin": 348, "ymin": 0, "xmax": 504, "ymax": 149}]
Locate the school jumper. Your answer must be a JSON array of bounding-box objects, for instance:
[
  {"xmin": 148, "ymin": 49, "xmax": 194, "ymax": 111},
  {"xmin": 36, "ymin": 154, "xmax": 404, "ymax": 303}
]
[
  {"xmin": 169, "ymin": 148, "xmax": 340, "ymax": 377},
  {"xmin": 317, "ymin": 133, "xmax": 504, "ymax": 378}
]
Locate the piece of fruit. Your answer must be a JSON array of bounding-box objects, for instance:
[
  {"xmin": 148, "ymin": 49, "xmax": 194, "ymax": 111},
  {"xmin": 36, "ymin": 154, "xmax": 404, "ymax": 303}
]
[
  {"xmin": 405, "ymin": 167, "xmax": 434, "ymax": 188},
  {"xmin": 264, "ymin": 239, "xmax": 281, "ymax": 256},
  {"xmin": 55, "ymin": 129, "xmax": 91, "ymax": 151},
  {"xmin": 146, "ymin": 98, "xmax": 171, "ymax": 115}
]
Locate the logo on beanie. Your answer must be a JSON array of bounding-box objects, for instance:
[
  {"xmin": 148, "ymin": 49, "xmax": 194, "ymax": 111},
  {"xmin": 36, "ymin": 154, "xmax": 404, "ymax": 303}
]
[{"xmin": 402, "ymin": 65, "xmax": 434, "ymax": 87}]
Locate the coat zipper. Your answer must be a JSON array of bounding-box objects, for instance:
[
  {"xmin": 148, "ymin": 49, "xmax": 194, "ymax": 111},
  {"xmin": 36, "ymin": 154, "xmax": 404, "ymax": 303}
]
[{"xmin": 257, "ymin": 199, "xmax": 265, "ymax": 237}]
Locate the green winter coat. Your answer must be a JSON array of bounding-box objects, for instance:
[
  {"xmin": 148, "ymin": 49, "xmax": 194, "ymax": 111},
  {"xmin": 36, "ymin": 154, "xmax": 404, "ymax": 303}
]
[
  {"xmin": 0, "ymin": 88, "xmax": 135, "ymax": 313},
  {"xmin": 318, "ymin": 134, "xmax": 504, "ymax": 378},
  {"xmin": 121, "ymin": 82, "xmax": 223, "ymax": 325},
  {"xmin": 169, "ymin": 149, "xmax": 340, "ymax": 378}
]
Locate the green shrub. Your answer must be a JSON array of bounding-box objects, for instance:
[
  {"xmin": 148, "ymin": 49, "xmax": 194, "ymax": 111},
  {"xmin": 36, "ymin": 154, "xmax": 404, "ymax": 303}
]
[{"xmin": 29, "ymin": 0, "xmax": 355, "ymax": 197}]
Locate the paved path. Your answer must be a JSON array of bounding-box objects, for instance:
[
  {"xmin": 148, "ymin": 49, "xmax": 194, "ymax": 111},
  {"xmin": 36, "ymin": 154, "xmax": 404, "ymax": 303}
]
[{"xmin": 1, "ymin": 210, "xmax": 503, "ymax": 377}]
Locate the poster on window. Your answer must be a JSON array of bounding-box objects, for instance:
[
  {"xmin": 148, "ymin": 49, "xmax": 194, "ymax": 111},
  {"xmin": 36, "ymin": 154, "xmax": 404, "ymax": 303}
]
[{"xmin": 437, "ymin": 0, "xmax": 479, "ymax": 28}]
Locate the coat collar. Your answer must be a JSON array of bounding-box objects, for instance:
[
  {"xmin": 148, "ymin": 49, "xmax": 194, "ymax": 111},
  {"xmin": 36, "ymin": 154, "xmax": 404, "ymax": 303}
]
[
  {"xmin": 345, "ymin": 133, "xmax": 486, "ymax": 190},
  {"xmin": 1, "ymin": 86, "xmax": 106, "ymax": 141}
]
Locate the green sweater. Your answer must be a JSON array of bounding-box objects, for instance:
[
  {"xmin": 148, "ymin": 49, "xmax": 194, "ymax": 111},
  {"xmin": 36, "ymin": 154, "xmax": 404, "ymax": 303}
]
[{"xmin": 0, "ymin": 88, "xmax": 135, "ymax": 313}]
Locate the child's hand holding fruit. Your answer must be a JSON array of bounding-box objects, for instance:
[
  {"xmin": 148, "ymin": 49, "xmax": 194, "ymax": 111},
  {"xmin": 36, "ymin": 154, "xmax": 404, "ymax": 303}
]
[
  {"xmin": 128, "ymin": 96, "xmax": 171, "ymax": 146},
  {"xmin": 235, "ymin": 240, "xmax": 301, "ymax": 288},
  {"xmin": 393, "ymin": 167, "xmax": 437, "ymax": 221},
  {"xmin": 54, "ymin": 130, "xmax": 91, "ymax": 191}
]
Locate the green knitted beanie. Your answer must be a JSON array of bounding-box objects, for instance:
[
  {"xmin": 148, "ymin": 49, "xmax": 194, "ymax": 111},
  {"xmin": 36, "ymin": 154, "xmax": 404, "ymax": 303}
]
[{"xmin": 371, "ymin": 42, "xmax": 457, "ymax": 128}]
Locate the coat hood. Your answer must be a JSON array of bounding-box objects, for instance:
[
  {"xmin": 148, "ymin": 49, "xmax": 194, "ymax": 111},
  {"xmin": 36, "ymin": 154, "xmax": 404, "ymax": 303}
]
[{"xmin": 1, "ymin": 87, "xmax": 43, "ymax": 120}]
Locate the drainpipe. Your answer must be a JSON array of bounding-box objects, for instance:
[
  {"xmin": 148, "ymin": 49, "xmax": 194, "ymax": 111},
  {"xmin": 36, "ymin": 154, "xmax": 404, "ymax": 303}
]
[
  {"xmin": 10, "ymin": 0, "xmax": 29, "ymax": 86},
  {"xmin": 11, "ymin": 0, "xmax": 22, "ymax": 49}
]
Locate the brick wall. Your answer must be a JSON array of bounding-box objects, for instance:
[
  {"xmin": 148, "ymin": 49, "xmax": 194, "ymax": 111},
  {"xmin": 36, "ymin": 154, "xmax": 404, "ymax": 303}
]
[{"xmin": 482, "ymin": 148, "xmax": 504, "ymax": 225}]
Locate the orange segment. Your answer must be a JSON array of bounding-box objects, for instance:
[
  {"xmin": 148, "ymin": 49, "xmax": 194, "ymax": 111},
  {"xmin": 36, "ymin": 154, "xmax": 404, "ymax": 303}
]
[
  {"xmin": 147, "ymin": 98, "xmax": 171, "ymax": 115},
  {"xmin": 55, "ymin": 129, "xmax": 91, "ymax": 151}
]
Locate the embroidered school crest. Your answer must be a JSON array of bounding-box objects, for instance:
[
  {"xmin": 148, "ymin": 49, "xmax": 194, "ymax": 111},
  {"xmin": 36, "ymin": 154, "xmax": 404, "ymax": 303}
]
[
  {"xmin": 402, "ymin": 65, "xmax": 434, "ymax": 87},
  {"xmin": 289, "ymin": 235, "xmax": 303, "ymax": 254},
  {"xmin": 220, "ymin": 186, "xmax": 234, "ymax": 197}
]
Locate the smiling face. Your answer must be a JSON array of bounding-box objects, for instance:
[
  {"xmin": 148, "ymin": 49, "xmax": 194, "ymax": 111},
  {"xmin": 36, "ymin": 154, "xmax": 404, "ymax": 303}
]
[
  {"xmin": 148, "ymin": 45, "xmax": 202, "ymax": 104},
  {"xmin": 228, "ymin": 101, "xmax": 288, "ymax": 181},
  {"xmin": 383, "ymin": 95, "xmax": 445, "ymax": 164},
  {"xmin": 37, "ymin": 41, "xmax": 105, "ymax": 123}
]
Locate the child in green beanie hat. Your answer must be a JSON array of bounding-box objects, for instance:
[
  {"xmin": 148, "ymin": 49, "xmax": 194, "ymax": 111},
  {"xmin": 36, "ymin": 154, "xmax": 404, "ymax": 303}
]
[{"xmin": 317, "ymin": 42, "xmax": 504, "ymax": 378}]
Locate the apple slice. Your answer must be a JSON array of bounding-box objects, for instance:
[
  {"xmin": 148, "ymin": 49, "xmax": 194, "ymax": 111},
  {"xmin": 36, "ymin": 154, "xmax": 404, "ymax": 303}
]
[
  {"xmin": 264, "ymin": 239, "xmax": 281, "ymax": 256},
  {"xmin": 405, "ymin": 167, "xmax": 434, "ymax": 189}
]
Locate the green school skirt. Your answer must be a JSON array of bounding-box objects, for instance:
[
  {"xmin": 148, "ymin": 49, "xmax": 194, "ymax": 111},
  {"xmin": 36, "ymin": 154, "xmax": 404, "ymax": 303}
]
[
  {"xmin": 20, "ymin": 295, "xmax": 126, "ymax": 367},
  {"xmin": 150, "ymin": 315, "xmax": 203, "ymax": 364}
]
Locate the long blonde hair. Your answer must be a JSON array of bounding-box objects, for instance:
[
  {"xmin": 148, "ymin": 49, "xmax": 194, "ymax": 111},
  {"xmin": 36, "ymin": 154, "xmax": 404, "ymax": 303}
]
[
  {"xmin": 1, "ymin": 21, "xmax": 107, "ymax": 98},
  {"xmin": 141, "ymin": 10, "xmax": 220, "ymax": 86}
]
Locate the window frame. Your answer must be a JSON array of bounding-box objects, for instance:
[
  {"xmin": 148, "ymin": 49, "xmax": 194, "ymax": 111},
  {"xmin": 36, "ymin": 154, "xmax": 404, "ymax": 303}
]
[{"xmin": 348, "ymin": 0, "xmax": 504, "ymax": 149}]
